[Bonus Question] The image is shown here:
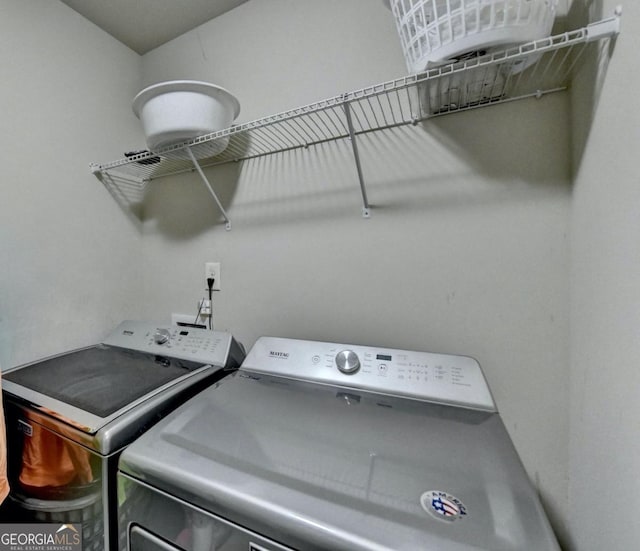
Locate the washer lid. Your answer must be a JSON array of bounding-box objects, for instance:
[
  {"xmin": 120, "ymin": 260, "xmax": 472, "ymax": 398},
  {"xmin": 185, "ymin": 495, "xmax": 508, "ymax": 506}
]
[
  {"xmin": 120, "ymin": 371, "xmax": 559, "ymax": 551},
  {"xmin": 3, "ymin": 345, "xmax": 205, "ymax": 433}
]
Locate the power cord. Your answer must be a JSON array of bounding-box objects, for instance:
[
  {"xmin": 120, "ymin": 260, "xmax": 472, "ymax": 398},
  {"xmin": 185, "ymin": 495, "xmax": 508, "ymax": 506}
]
[
  {"xmin": 207, "ymin": 277, "xmax": 215, "ymax": 330},
  {"xmin": 193, "ymin": 299, "xmax": 205, "ymax": 325}
]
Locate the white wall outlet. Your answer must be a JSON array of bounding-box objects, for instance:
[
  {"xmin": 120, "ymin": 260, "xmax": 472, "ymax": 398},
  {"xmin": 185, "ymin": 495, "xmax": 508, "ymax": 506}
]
[{"xmin": 205, "ymin": 262, "xmax": 221, "ymax": 291}]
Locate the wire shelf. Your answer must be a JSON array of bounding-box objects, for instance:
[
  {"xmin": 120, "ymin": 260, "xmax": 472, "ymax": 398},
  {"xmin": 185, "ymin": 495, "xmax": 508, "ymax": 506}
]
[{"xmin": 91, "ymin": 14, "xmax": 620, "ymax": 226}]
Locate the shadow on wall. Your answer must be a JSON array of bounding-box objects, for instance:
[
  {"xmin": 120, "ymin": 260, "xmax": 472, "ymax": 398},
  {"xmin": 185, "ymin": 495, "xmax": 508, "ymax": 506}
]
[
  {"xmin": 96, "ymin": 136, "xmax": 248, "ymax": 236},
  {"xmin": 243, "ymin": 92, "xmax": 573, "ymax": 227},
  {"xmin": 568, "ymin": 0, "xmax": 618, "ymax": 176},
  {"xmin": 421, "ymin": 95, "xmax": 571, "ymax": 187},
  {"xmin": 94, "ymin": 170, "xmax": 146, "ymax": 231},
  {"xmin": 115, "ymin": 88, "xmax": 574, "ymax": 236},
  {"xmin": 141, "ymin": 160, "xmax": 242, "ymax": 239}
]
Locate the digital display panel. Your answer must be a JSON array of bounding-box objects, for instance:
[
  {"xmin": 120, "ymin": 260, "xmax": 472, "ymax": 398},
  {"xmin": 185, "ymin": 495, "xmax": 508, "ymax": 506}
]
[{"xmin": 376, "ymin": 354, "xmax": 392, "ymax": 361}]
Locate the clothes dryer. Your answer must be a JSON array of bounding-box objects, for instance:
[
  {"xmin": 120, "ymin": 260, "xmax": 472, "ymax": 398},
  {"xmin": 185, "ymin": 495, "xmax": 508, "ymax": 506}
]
[{"xmin": 118, "ymin": 337, "xmax": 559, "ymax": 550}]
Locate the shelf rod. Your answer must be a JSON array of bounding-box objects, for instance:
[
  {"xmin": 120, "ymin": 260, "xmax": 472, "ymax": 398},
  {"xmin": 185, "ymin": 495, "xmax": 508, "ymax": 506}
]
[
  {"xmin": 185, "ymin": 147, "xmax": 232, "ymax": 231},
  {"xmin": 343, "ymin": 100, "xmax": 371, "ymax": 219},
  {"xmin": 96, "ymin": 15, "xmax": 621, "ymax": 177}
]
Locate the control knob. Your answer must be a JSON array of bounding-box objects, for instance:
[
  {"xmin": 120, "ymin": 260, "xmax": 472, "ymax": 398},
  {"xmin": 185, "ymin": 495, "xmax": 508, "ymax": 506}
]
[
  {"xmin": 335, "ymin": 350, "xmax": 360, "ymax": 375},
  {"xmin": 154, "ymin": 329, "xmax": 171, "ymax": 345}
]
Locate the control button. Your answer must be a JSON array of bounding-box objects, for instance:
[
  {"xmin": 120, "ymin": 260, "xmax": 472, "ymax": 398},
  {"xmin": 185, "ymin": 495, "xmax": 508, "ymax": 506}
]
[
  {"xmin": 335, "ymin": 350, "xmax": 360, "ymax": 375},
  {"xmin": 154, "ymin": 329, "xmax": 171, "ymax": 345},
  {"xmin": 312, "ymin": 355, "xmax": 321, "ymax": 364}
]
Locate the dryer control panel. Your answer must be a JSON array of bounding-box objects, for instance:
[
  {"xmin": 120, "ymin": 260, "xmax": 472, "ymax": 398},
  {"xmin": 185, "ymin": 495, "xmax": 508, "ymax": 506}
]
[
  {"xmin": 242, "ymin": 337, "xmax": 496, "ymax": 411},
  {"xmin": 103, "ymin": 320, "xmax": 236, "ymax": 367}
]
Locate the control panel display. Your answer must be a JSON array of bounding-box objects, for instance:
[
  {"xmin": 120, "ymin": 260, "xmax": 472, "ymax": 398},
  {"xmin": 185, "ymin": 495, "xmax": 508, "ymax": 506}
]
[
  {"xmin": 242, "ymin": 337, "xmax": 496, "ymax": 411},
  {"xmin": 102, "ymin": 320, "xmax": 233, "ymax": 366}
]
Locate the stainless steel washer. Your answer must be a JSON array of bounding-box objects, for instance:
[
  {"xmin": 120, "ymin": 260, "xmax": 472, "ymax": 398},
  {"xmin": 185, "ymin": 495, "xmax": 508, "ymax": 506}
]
[
  {"xmin": 2, "ymin": 320, "xmax": 244, "ymax": 550},
  {"xmin": 118, "ymin": 336, "xmax": 559, "ymax": 550}
]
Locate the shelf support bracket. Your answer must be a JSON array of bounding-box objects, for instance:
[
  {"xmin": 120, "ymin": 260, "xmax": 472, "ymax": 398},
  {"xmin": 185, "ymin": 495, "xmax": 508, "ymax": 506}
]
[
  {"xmin": 343, "ymin": 100, "xmax": 371, "ymax": 218},
  {"xmin": 185, "ymin": 146, "xmax": 232, "ymax": 231}
]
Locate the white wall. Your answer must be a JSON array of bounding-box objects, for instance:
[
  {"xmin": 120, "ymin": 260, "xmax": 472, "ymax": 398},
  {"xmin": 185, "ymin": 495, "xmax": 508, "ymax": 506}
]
[
  {"xmin": 139, "ymin": 0, "xmax": 572, "ymax": 542},
  {"xmin": 569, "ymin": 1, "xmax": 640, "ymax": 550},
  {"xmin": 0, "ymin": 1, "xmax": 144, "ymax": 367}
]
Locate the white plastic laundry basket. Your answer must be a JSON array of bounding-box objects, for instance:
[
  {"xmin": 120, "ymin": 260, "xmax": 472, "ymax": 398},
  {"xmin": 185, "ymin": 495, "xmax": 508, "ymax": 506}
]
[{"xmin": 387, "ymin": 0, "xmax": 558, "ymax": 72}]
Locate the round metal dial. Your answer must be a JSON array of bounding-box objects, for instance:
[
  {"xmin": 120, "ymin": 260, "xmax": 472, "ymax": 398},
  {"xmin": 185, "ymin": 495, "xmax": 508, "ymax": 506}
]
[
  {"xmin": 335, "ymin": 350, "xmax": 361, "ymax": 375},
  {"xmin": 154, "ymin": 329, "xmax": 171, "ymax": 345}
]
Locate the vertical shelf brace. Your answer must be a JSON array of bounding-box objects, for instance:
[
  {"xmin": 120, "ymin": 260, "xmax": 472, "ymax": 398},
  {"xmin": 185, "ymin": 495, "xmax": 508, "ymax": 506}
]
[
  {"xmin": 185, "ymin": 147, "xmax": 232, "ymax": 231},
  {"xmin": 343, "ymin": 100, "xmax": 371, "ymax": 218}
]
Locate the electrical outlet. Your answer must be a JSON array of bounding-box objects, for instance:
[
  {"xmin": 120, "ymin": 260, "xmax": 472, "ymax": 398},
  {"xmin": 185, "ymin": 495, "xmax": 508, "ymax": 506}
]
[{"xmin": 205, "ymin": 262, "xmax": 221, "ymax": 291}]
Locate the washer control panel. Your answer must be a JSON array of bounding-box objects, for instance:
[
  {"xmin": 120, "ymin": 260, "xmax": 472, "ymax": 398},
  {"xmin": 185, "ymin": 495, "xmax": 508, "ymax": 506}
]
[
  {"xmin": 242, "ymin": 337, "xmax": 496, "ymax": 411},
  {"xmin": 103, "ymin": 320, "xmax": 233, "ymax": 366}
]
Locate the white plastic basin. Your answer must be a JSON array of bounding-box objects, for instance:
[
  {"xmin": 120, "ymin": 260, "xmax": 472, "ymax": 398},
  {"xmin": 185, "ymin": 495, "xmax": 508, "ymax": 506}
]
[{"xmin": 132, "ymin": 80, "xmax": 241, "ymax": 155}]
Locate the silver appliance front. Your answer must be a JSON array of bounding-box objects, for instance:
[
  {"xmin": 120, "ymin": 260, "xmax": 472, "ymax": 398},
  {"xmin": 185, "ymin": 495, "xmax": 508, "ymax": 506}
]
[
  {"xmin": 118, "ymin": 337, "xmax": 559, "ymax": 551},
  {"xmin": 1, "ymin": 321, "xmax": 244, "ymax": 551},
  {"xmin": 119, "ymin": 476, "xmax": 294, "ymax": 551}
]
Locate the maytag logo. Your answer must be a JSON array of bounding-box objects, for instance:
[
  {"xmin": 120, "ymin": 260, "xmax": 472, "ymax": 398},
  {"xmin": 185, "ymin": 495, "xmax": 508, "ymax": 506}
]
[
  {"xmin": 269, "ymin": 351, "xmax": 289, "ymax": 359},
  {"xmin": 0, "ymin": 524, "xmax": 82, "ymax": 550}
]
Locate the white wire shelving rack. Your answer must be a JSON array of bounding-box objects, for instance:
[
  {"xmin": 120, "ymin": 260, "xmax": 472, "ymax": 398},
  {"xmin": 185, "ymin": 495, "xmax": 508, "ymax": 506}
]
[{"xmin": 91, "ymin": 13, "xmax": 621, "ymax": 230}]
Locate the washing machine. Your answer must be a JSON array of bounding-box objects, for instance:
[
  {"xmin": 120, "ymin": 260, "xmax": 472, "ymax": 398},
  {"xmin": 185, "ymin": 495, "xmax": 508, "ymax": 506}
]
[
  {"xmin": 117, "ymin": 336, "xmax": 559, "ymax": 550},
  {"xmin": 1, "ymin": 320, "xmax": 244, "ymax": 550}
]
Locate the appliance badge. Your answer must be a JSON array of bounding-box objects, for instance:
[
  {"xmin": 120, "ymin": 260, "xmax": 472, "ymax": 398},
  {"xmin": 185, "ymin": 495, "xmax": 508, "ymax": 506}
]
[
  {"xmin": 420, "ymin": 490, "xmax": 467, "ymax": 522},
  {"xmin": 269, "ymin": 351, "xmax": 289, "ymax": 360}
]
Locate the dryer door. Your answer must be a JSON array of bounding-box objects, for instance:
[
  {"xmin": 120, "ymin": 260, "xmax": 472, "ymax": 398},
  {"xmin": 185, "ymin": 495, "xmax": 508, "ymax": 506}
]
[
  {"xmin": 130, "ymin": 527, "xmax": 292, "ymax": 551},
  {"xmin": 120, "ymin": 473, "xmax": 294, "ymax": 551}
]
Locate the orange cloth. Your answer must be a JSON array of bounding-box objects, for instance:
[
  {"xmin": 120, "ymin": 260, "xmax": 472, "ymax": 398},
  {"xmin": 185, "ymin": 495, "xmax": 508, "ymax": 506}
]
[
  {"xmin": 19, "ymin": 419, "xmax": 93, "ymax": 489},
  {"xmin": 0, "ymin": 370, "xmax": 10, "ymax": 503}
]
